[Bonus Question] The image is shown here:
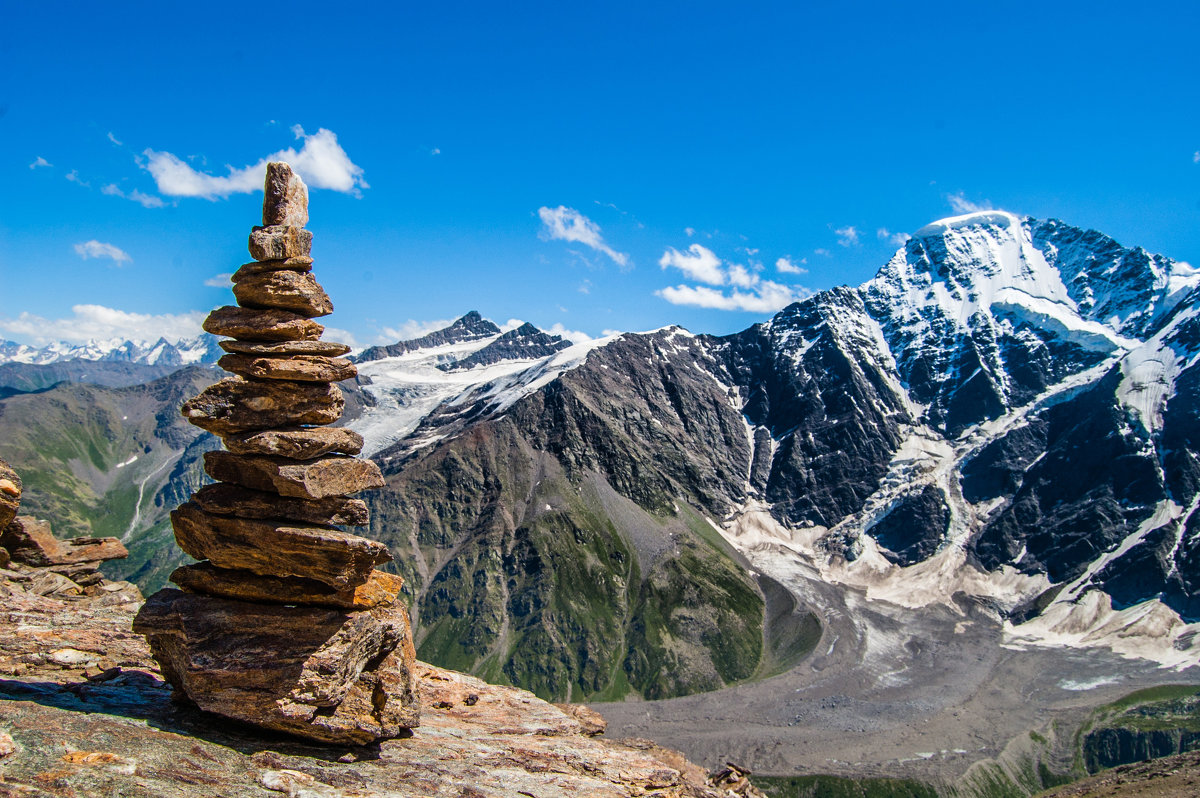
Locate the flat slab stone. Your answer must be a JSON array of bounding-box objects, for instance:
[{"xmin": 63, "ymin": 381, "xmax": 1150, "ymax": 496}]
[
  {"xmin": 191, "ymin": 482, "xmax": 369, "ymax": 526},
  {"xmin": 182, "ymin": 377, "xmax": 343, "ymax": 435},
  {"xmin": 0, "ymin": 516, "xmax": 127, "ymax": 567},
  {"xmin": 170, "ymin": 563, "xmax": 404, "ymax": 609},
  {"xmin": 231, "ymin": 256, "xmax": 313, "ymax": 280},
  {"xmin": 0, "ymin": 457, "xmax": 20, "ymax": 530},
  {"xmin": 218, "ymin": 354, "xmax": 356, "ymax": 383},
  {"xmin": 219, "ymin": 338, "xmax": 351, "ymax": 357},
  {"xmin": 221, "ymin": 426, "xmax": 364, "ymax": 459},
  {"xmin": 133, "ymin": 589, "xmax": 419, "ymax": 744},
  {"xmin": 170, "ymin": 502, "xmax": 389, "ymax": 588},
  {"xmin": 249, "ymin": 225, "xmax": 312, "ymax": 261},
  {"xmin": 232, "ymin": 271, "xmax": 333, "ymax": 318},
  {"xmin": 262, "ymin": 162, "xmax": 309, "ymax": 228},
  {"xmin": 203, "ymin": 306, "xmax": 323, "ymax": 342},
  {"xmin": 204, "ymin": 451, "xmax": 385, "ymax": 500}
]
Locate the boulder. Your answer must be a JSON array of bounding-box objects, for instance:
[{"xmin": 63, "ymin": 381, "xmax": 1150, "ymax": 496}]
[
  {"xmin": 191, "ymin": 483, "xmax": 369, "ymax": 526},
  {"xmin": 204, "ymin": 451, "xmax": 385, "ymax": 500},
  {"xmin": 248, "ymin": 225, "xmax": 313, "ymax": 261},
  {"xmin": 217, "ymin": 354, "xmax": 356, "ymax": 383},
  {"xmin": 0, "ymin": 458, "xmax": 20, "ymax": 530},
  {"xmin": 133, "ymin": 589, "xmax": 419, "ymax": 744},
  {"xmin": 203, "ymin": 305, "xmax": 323, "ymax": 342},
  {"xmin": 231, "ymin": 255, "xmax": 313, "ymax": 279},
  {"xmin": 181, "ymin": 377, "xmax": 343, "ymax": 436},
  {"xmin": 231, "ymin": 271, "xmax": 333, "ymax": 318},
  {"xmin": 221, "ymin": 426, "xmax": 364, "ymax": 459},
  {"xmin": 170, "ymin": 563, "xmax": 403, "ymax": 609},
  {"xmin": 219, "ymin": 338, "xmax": 351, "ymax": 357},
  {"xmin": 0, "ymin": 517, "xmax": 127, "ymax": 567},
  {"xmin": 261, "ymin": 162, "xmax": 309, "ymax": 228},
  {"xmin": 170, "ymin": 503, "xmax": 390, "ymax": 589}
]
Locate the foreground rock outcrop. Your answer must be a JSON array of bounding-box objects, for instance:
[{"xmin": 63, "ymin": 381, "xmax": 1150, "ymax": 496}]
[
  {"xmin": 0, "ymin": 579, "xmax": 761, "ymax": 797},
  {"xmin": 134, "ymin": 162, "xmax": 418, "ymax": 744}
]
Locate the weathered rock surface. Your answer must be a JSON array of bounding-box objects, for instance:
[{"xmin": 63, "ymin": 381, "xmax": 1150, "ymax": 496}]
[
  {"xmin": 182, "ymin": 376, "xmax": 343, "ymax": 435},
  {"xmin": 232, "ymin": 270, "xmax": 334, "ymax": 317},
  {"xmin": 133, "ymin": 589, "xmax": 418, "ymax": 744},
  {"xmin": 232, "ymin": 254, "xmax": 314, "ymax": 279},
  {"xmin": 218, "ymin": 353, "xmax": 356, "ymax": 383},
  {"xmin": 203, "ymin": 305, "xmax": 324, "ymax": 342},
  {"xmin": 0, "ymin": 586, "xmax": 750, "ymax": 797},
  {"xmin": 262, "ymin": 161, "xmax": 310, "ymax": 228},
  {"xmin": 170, "ymin": 562, "xmax": 403, "ymax": 609},
  {"xmin": 222, "ymin": 425, "xmax": 365, "ymax": 459},
  {"xmin": 204, "ymin": 451, "xmax": 385, "ymax": 499},
  {"xmin": 220, "ymin": 338, "xmax": 351, "ymax": 356},
  {"xmin": 192, "ymin": 483, "xmax": 369, "ymax": 526},
  {"xmin": 0, "ymin": 516, "xmax": 127, "ymax": 567},
  {"xmin": 0, "ymin": 457, "xmax": 20, "ymax": 530},
  {"xmin": 249, "ymin": 224, "xmax": 314, "ymax": 261},
  {"xmin": 171, "ymin": 503, "xmax": 389, "ymax": 588}
]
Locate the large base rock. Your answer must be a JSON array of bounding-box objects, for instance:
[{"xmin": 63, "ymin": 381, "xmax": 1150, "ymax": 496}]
[{"xmin": 133, "ymin": 589, "xmax": 420, "ymax": 744}]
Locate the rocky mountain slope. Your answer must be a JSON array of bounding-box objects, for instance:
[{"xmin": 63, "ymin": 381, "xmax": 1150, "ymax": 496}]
[{"xmin": 0, "ymin": 334, "xmax": 223, "ymax": 368}]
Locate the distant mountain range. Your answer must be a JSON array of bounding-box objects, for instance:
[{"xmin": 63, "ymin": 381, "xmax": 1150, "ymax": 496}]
[
  {"xmin": 0, "ymin": 334, "xmax": 224, "ymax": 368},
  {"xmin": 5, "ymin": 210, "xmax": 1200, "ymax": 705}
]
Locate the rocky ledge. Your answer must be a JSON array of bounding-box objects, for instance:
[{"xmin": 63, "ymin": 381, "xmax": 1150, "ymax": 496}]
[{"xmin": 0, "ymin": 577, "xmax": 761, "ymax": 797}]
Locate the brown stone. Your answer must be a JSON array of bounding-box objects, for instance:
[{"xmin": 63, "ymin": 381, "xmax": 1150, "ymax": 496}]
[
  {"xmin": 203, "ymin": 305, "xmax": 323, "ymax": 342},
  {"xmin": 219, "ymin": 338, "xmax": 351, "ymax": 357},
  {"xmin": 0, "ymin": 546, "xmax": 9, "ymax": 569},
  {"xmin": 204, "ymin": 451, "xmax": 385, "ymax": 500},
  {"xmin": 231, "ymin": 256, "xmax": 313, "ymax": 280},
  {"xmin": 133, "ymin": 589, "xmax": 419, "ymax": 744},
  {"xmin": 221, "ymin": 426, "xmax": 364, "ymax": 459},
  {"xmin": 0, "ymin": 458, "xmax": 20, "ymax": 530},
  {"xmin": 232, "ymin": 271, "xmax": 333, "ymax": 318},
  {"xmin": 181, "ymin": 377, "xmax": 343, "ymax": 435},
  {"xmin": 262, "ymin": 162, "xmax": 309, "ymax": 228},
  {"xmin": 170, "ymin": 503, "xmax": 390, "ymax": 588},
  {"xmin": 170, "ymin": 563, "xmax": 403, "ymax": 609},
  {"xmin": 0, "ymin": 517, "xmax": 127, "ymax": 567},
  {"xmin": 191, "ymin": 483, "xmax": 369, "ymax": 526},
  {"xmin": 249, "ymin": 225, "xmax": 312, "ymax": 261},
  {"xmin": 217, "ymin": 354, "xmax": 356, "ymax": 383}
]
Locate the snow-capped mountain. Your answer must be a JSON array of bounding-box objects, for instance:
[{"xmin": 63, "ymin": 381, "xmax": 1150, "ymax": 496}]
[{"xmin": 0, "ymin": 334, "xmax": 224, "ymax": 367}]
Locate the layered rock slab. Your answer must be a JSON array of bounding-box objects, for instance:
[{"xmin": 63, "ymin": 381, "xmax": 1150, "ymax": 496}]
[
  {"xmin": 182, "ymin": 376, "xmax": 343, "ymax": 435},
  {"xmin": 1, "ymin": 516, "xmax": 127, "ymax": 567},
  {"xmin": 191, "ymin": 483, "xmax": 369, "ymax": 526},
  {"xmin": 133, "ymin": 589, "xmax": 419, "ymax": 744},
  {"xmin": 170, "ymin": 562, "xmax": 404, "ymax": 610},
  {"xmin": 221, "ymin": 426, "xmax": 364, "ymax": 459},
  {"xmin": 204, "ymin": 450, "xmax": 384, "ymax": 499},
  {"xmin": 203, "ymin": 305, "xmax": 323, "ymax": 342}
]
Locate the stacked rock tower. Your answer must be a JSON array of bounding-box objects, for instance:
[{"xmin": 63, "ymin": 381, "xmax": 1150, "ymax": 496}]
[{"xmin": 134, "ymin": 163, "xmax": 420, "ymax": 744}]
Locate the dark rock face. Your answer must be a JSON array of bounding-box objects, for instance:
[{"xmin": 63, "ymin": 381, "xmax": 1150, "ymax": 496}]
[
  {"xmin": 353, "ymin": 311, "xmax": 501, "ymax": 363},
  {"xmin": 868, "ymin": 484, "xmax": 951, "ymax": 566},
  {"xmin": 438, "ymin": 322, "xmax": 570, "ymax": 371}
]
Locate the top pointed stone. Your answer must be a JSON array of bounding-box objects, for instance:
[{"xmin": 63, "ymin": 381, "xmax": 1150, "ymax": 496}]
[{"xmin": 262, "ymin": 162, "xmax": 309, "ymax": 228}]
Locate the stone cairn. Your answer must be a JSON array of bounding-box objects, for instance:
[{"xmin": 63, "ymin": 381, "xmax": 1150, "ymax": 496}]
[{"xmin": 134, "ymin": 163, "xmax": 420, "ymax": 745}]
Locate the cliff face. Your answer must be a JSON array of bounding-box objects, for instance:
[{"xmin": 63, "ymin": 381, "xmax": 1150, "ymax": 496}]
[{"xmin": 0, "ymin": 576, "xmax": 760, "ymax": 798}]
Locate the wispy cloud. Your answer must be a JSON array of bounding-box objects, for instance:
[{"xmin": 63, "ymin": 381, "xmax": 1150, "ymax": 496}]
[
  {"xmin": 544, "ymin": 323, "xmax": 593, "ymax": 343},
  {"xmin": 657, "ymin": 244, "xmax": 808, "ymax": 312},
  {"xmin": 685, "ymin": 227, "xmax": 695, "ymax": 237},
  {"xmin": 143, "ymin": 125, "xmax": 367, "ymax": 200},
  {"xmin": 74, "ymin": 240, "xmax": 131, "ymax": 265},
  {"xmin": 814, "ymin": 248, "xmax": 832, "ymax": 257},
  {"xmin": 107, "ymin": 132, "xmax": 123, "ymax": 146},
  {"xmin": 877, "ymin": 227, "xmax": 910, "ymax": 247},
  {"xmin": 537, "ymin": 206, "xmax": 629, "ymax": 268},
  {"xmin": 1194, "ymin": 151, "xmax": 1199, "ymax": 164},
  {"xmin": 947, "ymin": 192, "xmax": 994, "ymax": 214},
  {"xmin": 65, "ymin": 170, "xmax": 89, "ymax": 187},
  {"xmin": 835, "ymin": 226, "xmax": 860, "ymax": 247},
  {"xmin": 204, "ymin": 273, "xmax": 233, "ymax": 288},
  {"xmin": 776, "ymin": 256, "xmax": 808, "ymax": 275},
  {"xmin": 29, "ymin": 156, "xmax": 51, "ymax": 169},
  {"xmin": 322, "ymin": 326, "xmax": 361, "ymax": 350},
  {"xmin": 101, "ymin": 183, "xmax": 166, "ymax": 208},
  {"xmin": 0, "ymin": 305, "xmax": 204, "ymax": 346},
  {"xmin": 659, "ymin": 244, "xmax": 725, "ymax": 285},
  {"xmin": 430, "ymin": 147, "xmax": 441, "ymax": 155}
]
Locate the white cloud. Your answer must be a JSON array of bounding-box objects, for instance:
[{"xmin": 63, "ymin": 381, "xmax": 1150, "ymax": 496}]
[
  {"xmin": 29, "ymin": 156, "xmax": 51, "ymax": 169},
  {"xmin": 947, "ymin": 192, "xmax": 994, "ymax": 214},
  {"xmin": 877, "ymin": 227, "xmax": 910, "ymax": 247},
  {"xmin": 814, "ymin": 248, "xmax": 832, "ymax": 257},
  {"xmin": 545, "ymin": 323, "xmax": 593, "ymax": 343},
  {"xmin": 204, "ymin": 273, "xmax": 233, "ymax": 287},
  {"xmin": 657, "ymin": 280, "xmax": 807, "ymax": 313},
  {"xmin": 835, "ymin": 226, "xmax": 860, "ymax": 247},
  {"xmin": 107, "ymin": 132, "xmax": 123, "ymax": 146},
  {"xmin": 578, "ymin": 279, "xmax": 592, "ymax": 294},
  {"xmin": 321, "ymin": 326, "xmax": 361, "ymax": 350},
  {"xmin": 74, "ymin": 240, "xmax": 131, "ymax": 264},
  {"xmin": 0, "ymin": 305, "xmax": 205, "ymax": 346},
  {"xmin": 658, "ymin": 244, "xmax": 725, "ymax": 285},
  {"xmin": 726, "ymin": 263, "xmax": 758, "ymax": 289},
  {"xmin": 685, "ymin": 227, "xmax": 695, "ymax": 237},
  {"xmin": 101, "ymin": 183, "xmax": 166, "ymax": 208},
  {"xmin": 776, "ymin": 256, "xmax": 808, "ymax": 275},
  {"xmin": 431, "ymin": 147, "xmax": 441, "ymax": 155},
  {"xmin": 601, "ymin": 328, "xmax": 622, "ymax": 337},
  {"xmin": 1194, "ymin": 151, "xmax": 1199, "ymax": 164},
  {"xmin": 65, "ymin": 170, "xmax": 89, "ymax": 187},
  {"xmin": 537, "ymin": 206, "xmax": 629, "ymax": 267},
  {"xmin": 376, "ymin": 318, "xmax": 456, "ymax": 343},
  {"xmin": 501, "ymin": 318, "xmax": 524, "ymax": 332},
  {"xmin": 143, "ymin": 125, "xmax": 367, "ymax": 200}
]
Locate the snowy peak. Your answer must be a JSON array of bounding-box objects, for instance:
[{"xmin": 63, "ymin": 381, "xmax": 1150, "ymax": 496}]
[
  {"xmin": 437, "ymin": 322, "xmax": 570, "ymax": 372},
  {"xmin": 0, "ymin": 334, "xmax": 222, "ymax": 366},
  {"xmin": 353, "ymin": 311, "xmax": 501, "ymax": 363}
]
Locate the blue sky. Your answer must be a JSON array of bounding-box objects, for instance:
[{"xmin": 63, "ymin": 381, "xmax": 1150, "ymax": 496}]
[{"xmin": 2, "ymin": 1, "xmax": 1198, "ymax": 348}]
